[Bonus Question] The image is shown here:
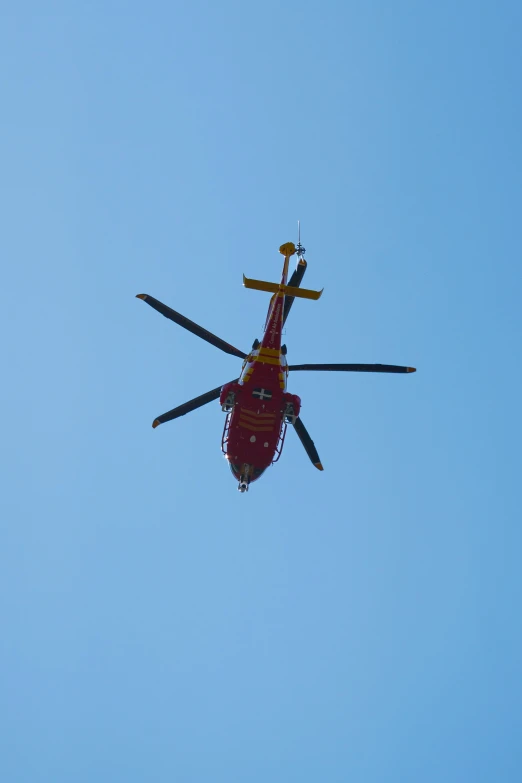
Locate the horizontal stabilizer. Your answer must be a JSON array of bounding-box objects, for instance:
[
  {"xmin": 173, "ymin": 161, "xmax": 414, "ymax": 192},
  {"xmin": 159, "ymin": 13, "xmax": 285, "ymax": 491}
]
[
  {"xmin": 242, "ymin": 276, "xmax": 280, "ymax": 295},
  {"xmin": 285, "ymin": 284, "xmax": 323, "ymax": 301},
  {"xmin": 243, "ymin": 275, "xmax": 323, "ymax": 301}
]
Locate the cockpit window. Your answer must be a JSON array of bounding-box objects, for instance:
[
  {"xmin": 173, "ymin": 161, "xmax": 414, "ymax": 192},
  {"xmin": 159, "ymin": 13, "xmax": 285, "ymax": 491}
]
[
  {"xmin": 229, "ymin": 462, "xmax": 265, "ymax": 481},
  {"xmin": 229, "ymin": 462, "xmax": 241, "ymax": 479}
]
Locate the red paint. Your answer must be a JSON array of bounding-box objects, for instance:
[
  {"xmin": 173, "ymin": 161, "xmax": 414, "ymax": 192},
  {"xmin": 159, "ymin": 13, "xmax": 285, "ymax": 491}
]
[{"xmin": 220, "ymin": 256, "xmax": 299, "ymax": 489}]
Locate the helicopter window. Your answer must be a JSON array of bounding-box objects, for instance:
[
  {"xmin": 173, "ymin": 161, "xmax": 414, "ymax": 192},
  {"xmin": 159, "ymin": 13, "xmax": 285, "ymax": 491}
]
[{"xmin": 229, "ymin": 462, "xmax": 241, "ymax": 479}]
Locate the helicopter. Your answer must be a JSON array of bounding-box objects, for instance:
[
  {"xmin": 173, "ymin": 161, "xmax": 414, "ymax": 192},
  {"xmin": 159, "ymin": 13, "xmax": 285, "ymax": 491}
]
[{"xmin": 137, "ymin": 235, "xmax": 416, "ymax": 492}]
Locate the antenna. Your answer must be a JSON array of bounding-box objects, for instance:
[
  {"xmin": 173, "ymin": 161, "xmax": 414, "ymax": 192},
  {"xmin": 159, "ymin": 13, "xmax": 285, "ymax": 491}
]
[{"xmin": 296, "ymin": 220, "xmax": 306, "ymax": 259}]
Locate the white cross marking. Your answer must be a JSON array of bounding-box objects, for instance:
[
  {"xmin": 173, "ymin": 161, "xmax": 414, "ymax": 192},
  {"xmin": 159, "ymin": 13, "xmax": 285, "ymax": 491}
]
[{"xmin": 254, "ymin": 388, "xmax": 271, "ymax": 400}]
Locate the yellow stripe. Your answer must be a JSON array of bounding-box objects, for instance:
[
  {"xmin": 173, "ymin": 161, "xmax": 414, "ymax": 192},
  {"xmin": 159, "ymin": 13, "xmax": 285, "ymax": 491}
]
[
  {"xmin": 238, "ymin": 421, "xmax": 275, "ymax": 433},
  {"xmin": 259, "ymin": 347, "xmax": 280, "ymax": 357},
  {"xmin": 254, "ymin": 355, "xmax": 281, "ymax": 366},
  {"xmin": 240, "ymin": 414, "xmax": 275, "ymax": 426},
  {"xmin": 241, "ymin": 410, "xmax": 276, "ymax": 419}
]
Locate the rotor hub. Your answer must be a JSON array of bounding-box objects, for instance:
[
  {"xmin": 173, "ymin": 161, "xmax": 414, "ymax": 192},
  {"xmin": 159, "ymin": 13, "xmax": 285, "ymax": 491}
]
[{"xmin": 295, "ymin": 242, "xmax": 306, "ymax": 259}]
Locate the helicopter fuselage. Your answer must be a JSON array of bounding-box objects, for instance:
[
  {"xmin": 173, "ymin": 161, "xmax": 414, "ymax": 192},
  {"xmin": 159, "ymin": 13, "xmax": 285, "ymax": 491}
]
[
  {"xmin": 220, "ymin": 258, "xmax": 301, "ymax": 490},
  {"xmin": 136, "ymin": 237, "xmax": 415, "ymax": 493}
]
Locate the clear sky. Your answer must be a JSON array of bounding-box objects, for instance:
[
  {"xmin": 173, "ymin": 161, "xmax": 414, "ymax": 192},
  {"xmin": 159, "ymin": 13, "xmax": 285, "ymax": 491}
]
[{"xmin": 1, "ymin": 1, "xmax": 521, "ymax": 781}]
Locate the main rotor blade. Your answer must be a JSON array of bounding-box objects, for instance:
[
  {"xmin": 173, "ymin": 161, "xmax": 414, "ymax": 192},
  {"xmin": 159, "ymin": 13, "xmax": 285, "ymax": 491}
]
[
  {"xmin": 136, "ymin": 294, "xmax": 247, "ymax": 359},
  {"xmin": 283, "ymin": 259, "xmax": 307, "ymax": 325},
  {"xmin": 293, "ymin": 417, "xmax": 323, "ymax": 471},
  {"xmin": 289, "ymin": 363, "xmax": 416, "ymax": 373},
  {"xmin": 152, "ymin": 380, "xmax": 238, "ymax": 428}
]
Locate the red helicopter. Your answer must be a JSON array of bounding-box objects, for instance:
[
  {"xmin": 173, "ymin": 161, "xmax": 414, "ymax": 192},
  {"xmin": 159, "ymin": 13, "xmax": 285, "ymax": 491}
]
[{"xmin": 137, "ymin": 237, "xmax": 416, "ymax": 492}]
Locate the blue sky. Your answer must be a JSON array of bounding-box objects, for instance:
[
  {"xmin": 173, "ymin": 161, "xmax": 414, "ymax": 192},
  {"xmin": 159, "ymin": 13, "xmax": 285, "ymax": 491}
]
[{"xmin": 1, "ymin": 1, "xmax": 521, "ymax": 780}]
